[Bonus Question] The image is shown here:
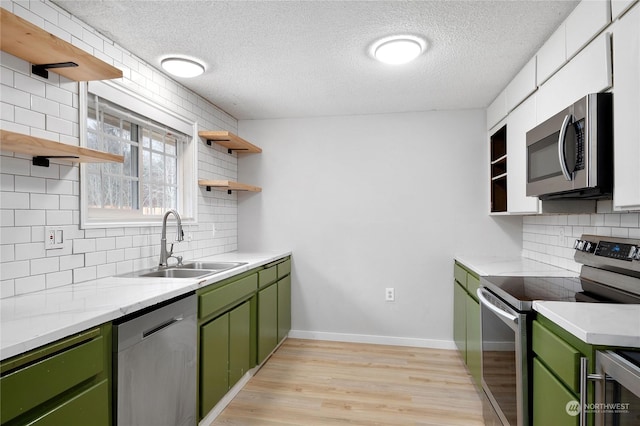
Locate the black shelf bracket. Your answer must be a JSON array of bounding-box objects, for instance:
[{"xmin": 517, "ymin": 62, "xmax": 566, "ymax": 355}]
[
  {"xmin": 32, "ymin": 62, "xmax": 78, "ymax": 79},
  {"xmin": 204, "ymin": 186, "xmax": 233, "ymax": 194},
  {"xmin": 32, "ymin": 156, "xmax": 79, "ymax": 167},
  {"xmin": 227, "ymin": 148, "xmax": 248, "ymax": 155},
  {"xmin": 204, "ymin": 139, "xmax": 248, "ymax": 155}
]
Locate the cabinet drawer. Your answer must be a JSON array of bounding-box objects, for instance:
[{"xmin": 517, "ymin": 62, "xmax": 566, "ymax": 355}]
[
  {"xmin": 277, "ymin": 258, "xmax": 291, "ymax": 279},
  {"xmin": 199, "ymin": 274, "xmax": 257, "ymax": 319},
  {"xmin": 533, "ymin": 358, "xmax": 578, "ymax": 426},
  {"xmin": 1, "ymin": 336, "xmax": 104, "ymax": 424},
  {"xmin": 31, "ymin": 379, "xmax": 110, "ymax": 426},
  {"xmin": 258, "ymin": 266, "xmax": 277, "ymax": 289},
  {"xmin": 466, "ymin": 274, "xmax": 480, "ymax": 299},
  {"xmin": 454, "ymin": 263, "xmax": 467, "ymax": 288},
  {"xmin": 532, "ymin": 321, "xmax": 581, "ymax": 393}
]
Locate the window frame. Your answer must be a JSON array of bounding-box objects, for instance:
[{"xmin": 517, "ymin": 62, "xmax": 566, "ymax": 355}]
[{"xmin": 79, "ymin": 81, "xmax": 198, "ymax": 229}]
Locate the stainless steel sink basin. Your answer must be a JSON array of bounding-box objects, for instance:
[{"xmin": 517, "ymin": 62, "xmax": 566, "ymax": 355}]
[
  {"xmin": 180, "ymin": 261, "xmax": 247, "ymax": 271},
  {"xmin": 138, "ymin": 268, "xmax": 216, "ymax": 278},
  {"xmin": 117, "ymin": 261, "xmax": 247, "ymax": 279}
]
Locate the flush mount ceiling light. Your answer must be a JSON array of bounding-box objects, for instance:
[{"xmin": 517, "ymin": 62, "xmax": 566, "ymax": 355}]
[
  {"xmin": 371, "ymin": 35, "xmax": 427, "ymax": 65},
  {"xmin": 161, "ymin": 57, "xmax": 205, "ymax": 78}
]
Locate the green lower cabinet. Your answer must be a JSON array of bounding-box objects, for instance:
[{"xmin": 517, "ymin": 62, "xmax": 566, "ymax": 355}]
[
  {"xmin": 200, "ymin": 300, "xmax": 253, "ymax": 419},
  {"xmin": 277, "ymin": 274, "xmax": 292, "ymax": 343},
  {"xmin": 0, "ymin": 325, "xmax": 111, "ymax": 426},
  {"xmin": 532, "ymin": 316, "xmax": 596, "ymax": 426},
  {"xmin": 258, "ymin": 283, "xmax": 279, "ymax": 364},
  {"xmin": 30, "ymin": 379, "xmax": 110, "ymax": 426},
  {"xmin": 465, "ymin": 295, "xmax": 481, "ymax": 386},
  {"xmin": 452, "ymin": 261, "xmax": 481, "ymax": 388},
  {"xmin": 533, "ymin": 358, "xmax": 578, "ymax": 426},
  {"xmin": 200, "ymin": 314, "xmax": 230, "ymax": 418},
  {"xmin": 453, "ymin": 280, "xmax": 467, "ymax": 360},
  {"xmin": 229, "ymin": 301, "xmax": 252, "ymax": 387}
]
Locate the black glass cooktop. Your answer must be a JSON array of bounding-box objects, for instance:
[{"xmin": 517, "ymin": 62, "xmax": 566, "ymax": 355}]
[{"xmin": 481, "ymin": 275, "xmax": 640, "ymax": 312}]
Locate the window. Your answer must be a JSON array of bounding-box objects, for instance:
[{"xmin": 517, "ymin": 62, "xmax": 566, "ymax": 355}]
[{"xmin": 81, "ymin": 81, "xmax": 197, "ymax": 227}]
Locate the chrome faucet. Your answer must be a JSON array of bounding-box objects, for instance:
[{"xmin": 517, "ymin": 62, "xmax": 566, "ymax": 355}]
[{"xmin": 159, "ymin": 209, "xmax": 184, "ymax": 268}]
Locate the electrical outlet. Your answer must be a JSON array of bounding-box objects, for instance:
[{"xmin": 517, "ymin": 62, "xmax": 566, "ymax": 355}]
[
  {"xmin": 385, "ymin": 287, "xmax": 395, "ymax": 302},
  {"xmin": 45, "ymin": 228, "xmax": 64, "ymax": 250}
]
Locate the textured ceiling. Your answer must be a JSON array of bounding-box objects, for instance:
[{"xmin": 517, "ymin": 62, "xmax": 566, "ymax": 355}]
[{"xmin": 53, "ymin": 1, "xmax": 579, "ymax": 120}]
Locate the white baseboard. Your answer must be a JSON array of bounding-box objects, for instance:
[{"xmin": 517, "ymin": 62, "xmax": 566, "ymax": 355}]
[{"xmin": 287, "ymin": 329, "xmax": 457, "ymax": 350}]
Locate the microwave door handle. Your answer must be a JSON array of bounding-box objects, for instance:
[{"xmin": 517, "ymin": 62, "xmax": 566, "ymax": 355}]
[{"xmin": 558, "ymin": 114, "xmax": 573, "ymax": 181}]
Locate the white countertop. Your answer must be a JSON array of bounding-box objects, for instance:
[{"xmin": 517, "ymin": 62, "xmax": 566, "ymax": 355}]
[
  {"xmin": 455, "ymin": 255, "xmax": 579, "ymax": 277},
  {"xmin": 0, "ymin": 251, "xmax": 290, "ymax": 361},
  {"xmin": 458, "ymin": 255, "xmax": 639, "ymax": 349},
  {"xmin": 533, "ymin": 301, "xmax": 640, "ymax": 348}
]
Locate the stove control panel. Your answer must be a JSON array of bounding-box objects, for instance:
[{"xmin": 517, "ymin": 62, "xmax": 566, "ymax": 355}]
[{"xmin": 575, "ymin": 239, "xmax": 640, "ymax": 261}]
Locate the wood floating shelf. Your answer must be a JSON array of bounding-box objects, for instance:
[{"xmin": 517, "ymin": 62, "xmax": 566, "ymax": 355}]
[
  {"xmin": 0, "ymin": 9, "xmax": 122, "ymax": 81},
  {"xmin": 0, "ymin": 130, "xmax": 124, "ymax": 167},
  {"xmin": 199, "ymin": 130, "xmax": 262, "ymax": 155},
  {"xmin": 198, "ymin": 179, "xmax": 262, "ymax": 194}
]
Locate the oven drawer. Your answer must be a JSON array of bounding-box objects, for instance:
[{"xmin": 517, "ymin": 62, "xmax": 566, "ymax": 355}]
[{"xmin": 532, "ymin": 321, "xmax": 581, "ymax": 393}]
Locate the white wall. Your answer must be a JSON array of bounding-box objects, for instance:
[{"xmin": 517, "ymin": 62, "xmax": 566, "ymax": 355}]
[
  {"xmin": 238, "ymin": 110, "xmax": 523, "ymax": 347},
  {"xmin": 0, "ymin": 1, "xmax": 239, "ymax": 298}
]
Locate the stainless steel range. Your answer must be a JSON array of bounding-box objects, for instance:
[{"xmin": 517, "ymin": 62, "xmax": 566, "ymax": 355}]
[{"xmin": 478, "ymin": 235, "xmax": 640, "ymax": 426}]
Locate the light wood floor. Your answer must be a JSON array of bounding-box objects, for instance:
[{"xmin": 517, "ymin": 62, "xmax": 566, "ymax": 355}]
[{"xmin": 211, "ymin": 339, "xmax": 486, "ymax": 425}]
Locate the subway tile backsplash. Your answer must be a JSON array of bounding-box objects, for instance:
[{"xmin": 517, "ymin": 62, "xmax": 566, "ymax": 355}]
[
  {"xmin": 522, "ymin": 202, "xmax": 640, "ymax": 272},
  {"xmin": 0, "ymin": 1, "xmax": 239, "ymax": 298}
]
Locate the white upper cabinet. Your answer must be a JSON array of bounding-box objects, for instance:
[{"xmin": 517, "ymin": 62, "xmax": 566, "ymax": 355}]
[
  {"xmin": 487, "ymin": 57, "xmax": 537, "ymax": 131},
  {"xmin": 611, "ymin": 0, "xmax": 638, "ymax": 20},
  {"xmin": 536, "ymin": 31, "xmax": 612, "ymax": 124},
  {"xmin": 505, "ymin": 57, "xmax": 537, "ymax": 113},
  {"xmin": 486, "ymin": 89, "xmax": 507, "ymax": 131},
  {"xmin": 506, "ymin": 96, "xmax": 540, "ymax": 214},
  {"xmin": 612, "ymin": 3, "xmax": 640, "ymax": 211},
  {"xmin": 536, "ymin": 23, "xmax": 567, "ymax": 85},
  {"xmin": 565, "ymin": 0, "xmax": 611, "ymax": 59}
]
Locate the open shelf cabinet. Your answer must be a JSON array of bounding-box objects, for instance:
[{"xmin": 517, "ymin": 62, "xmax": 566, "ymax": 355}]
[
  {"xmin": 198, "ymin": 131, "xmax": 262, "ymax": 155},
  {"xmin": 490, "ymin": 125, "xmax": 508, "ymax": 213},
  {"xmin": 198, "ymin": 180, "xmax": 262, "ymax": 194},
  {"xmin": 0, "ymin": 130, "xmax": 124, "ymax": 166},
  {"xmin": 0, "ymin": 8, "xmax": 122, "ymax": 81}
]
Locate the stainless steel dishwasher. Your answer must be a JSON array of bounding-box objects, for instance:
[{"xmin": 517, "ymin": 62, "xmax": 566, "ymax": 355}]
[{"xmin": 114, "ymin": 293, "xmax": 196, "ymax": 426}]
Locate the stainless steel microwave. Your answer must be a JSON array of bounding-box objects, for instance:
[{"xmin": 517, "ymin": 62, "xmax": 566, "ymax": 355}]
[{"xmin": 526, "ymin": 93, "xmax": 613, "ymax": 200}]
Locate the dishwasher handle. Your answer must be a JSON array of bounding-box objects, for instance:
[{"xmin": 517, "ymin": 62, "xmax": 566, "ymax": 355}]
[
  {"xmin": 142, "ymin": 316, "xmax": 183, "ymax": 339},
  {"xmin": 477, "ymin": 288, "xmax": 518, "ymax": 324}
]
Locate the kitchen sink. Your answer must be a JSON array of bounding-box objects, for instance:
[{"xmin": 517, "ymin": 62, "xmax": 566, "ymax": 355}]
[
  {"xmin": 180, "ymin": 261, "xmax": 247, "ymax": 271},
  {"xmin": 137, "ymin": 268, "xmax": 215, "ymax": 278},
  {"xmin": 117, "ymin": 261, "xmax": 247, "ymax": 279}
]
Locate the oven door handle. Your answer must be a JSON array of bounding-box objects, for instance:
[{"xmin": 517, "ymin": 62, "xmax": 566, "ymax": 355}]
[{"xmin": 476, "ymin": 288, "xmax": 518, "ymax": 324}]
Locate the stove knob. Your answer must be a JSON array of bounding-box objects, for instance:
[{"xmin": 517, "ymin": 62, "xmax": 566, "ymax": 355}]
[
  {"xmin": 584, "ymin": 242, "xmax": 594, "ymax": 253},
  {"xmin": 574, "ymin": 239, "xmax": 584, "ymax": 250},
  {"xmin": 627, "ymin": 246, "xmax": 636, "ymax": 259}
]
